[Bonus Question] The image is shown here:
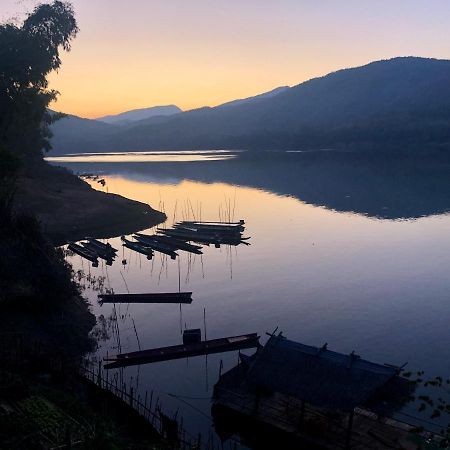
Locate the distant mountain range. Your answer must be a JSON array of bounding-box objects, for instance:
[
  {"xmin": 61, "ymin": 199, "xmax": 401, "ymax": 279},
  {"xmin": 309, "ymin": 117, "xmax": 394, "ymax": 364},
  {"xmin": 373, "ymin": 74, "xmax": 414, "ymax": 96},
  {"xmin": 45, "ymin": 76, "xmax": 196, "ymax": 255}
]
[
  {"xmin": 96, "ymin": 105, "xmax": 181, "ymax": 125},
  {"xmin": 49, "ymin": 57, "xmax": 450, "ymax": 155}
]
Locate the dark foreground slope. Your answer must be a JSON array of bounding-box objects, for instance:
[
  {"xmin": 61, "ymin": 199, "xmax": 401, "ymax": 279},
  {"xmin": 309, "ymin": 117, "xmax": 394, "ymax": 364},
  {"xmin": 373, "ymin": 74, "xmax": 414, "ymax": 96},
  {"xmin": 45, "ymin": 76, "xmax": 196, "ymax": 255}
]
[
  {"xmin": 50, "ymin": 57, "xmax": 450, "ymax": 154},
  {"xmin": 14, "ymin": 162, "xmax": 166, "ymax": 245}
]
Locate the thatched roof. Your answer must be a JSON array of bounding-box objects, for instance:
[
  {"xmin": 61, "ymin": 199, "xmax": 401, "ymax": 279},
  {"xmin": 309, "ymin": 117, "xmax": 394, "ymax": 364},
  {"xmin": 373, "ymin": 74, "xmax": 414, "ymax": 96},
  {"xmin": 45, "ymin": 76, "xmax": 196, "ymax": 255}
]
[{"xmin": 245, "ymin": 335, "xmax": 398, "ymax": 412}]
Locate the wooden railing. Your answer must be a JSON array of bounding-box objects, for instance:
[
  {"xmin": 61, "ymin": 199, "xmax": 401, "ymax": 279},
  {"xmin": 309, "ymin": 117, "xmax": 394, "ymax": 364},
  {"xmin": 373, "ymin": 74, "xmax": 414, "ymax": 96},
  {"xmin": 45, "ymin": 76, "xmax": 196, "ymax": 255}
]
[{"xmin": 80, "ymin": 360, "xmax": 215, "ymax": 449}]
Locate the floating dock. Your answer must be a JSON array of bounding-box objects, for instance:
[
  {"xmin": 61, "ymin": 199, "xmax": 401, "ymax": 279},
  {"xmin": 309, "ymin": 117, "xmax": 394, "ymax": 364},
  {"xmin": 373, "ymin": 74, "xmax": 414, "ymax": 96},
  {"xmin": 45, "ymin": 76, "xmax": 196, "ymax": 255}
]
[
  {"xmin": 98, "ymin": 292, "xmax": 193, "ymax": 304},
  {"xmin": 104, "ymin": 333, "xmax": 260, "ymax": 369}
]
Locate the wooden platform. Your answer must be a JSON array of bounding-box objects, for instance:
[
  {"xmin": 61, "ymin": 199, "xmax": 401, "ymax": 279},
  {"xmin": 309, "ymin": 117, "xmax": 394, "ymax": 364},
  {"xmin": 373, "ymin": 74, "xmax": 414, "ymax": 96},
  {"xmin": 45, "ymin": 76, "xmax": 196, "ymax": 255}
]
[{"xmin": 213, "ymin": 385, "xmax": 441, "ymax": 449}]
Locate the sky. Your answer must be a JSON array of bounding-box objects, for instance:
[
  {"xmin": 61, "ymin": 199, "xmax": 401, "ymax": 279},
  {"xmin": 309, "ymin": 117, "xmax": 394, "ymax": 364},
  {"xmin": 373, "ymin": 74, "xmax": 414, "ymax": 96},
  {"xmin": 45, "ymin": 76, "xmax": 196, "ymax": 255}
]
[{"xmin": 1, "ymin": 0, "xmax": 450, "ymax": 118}]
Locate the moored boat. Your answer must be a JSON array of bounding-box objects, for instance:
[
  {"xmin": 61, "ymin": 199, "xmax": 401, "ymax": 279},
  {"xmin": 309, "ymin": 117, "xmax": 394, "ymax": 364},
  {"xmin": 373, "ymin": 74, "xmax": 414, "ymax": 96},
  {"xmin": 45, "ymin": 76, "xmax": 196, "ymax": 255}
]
[
  {"xmin": 131, "ymin": 234, "xmax": 178, "ymax": 259},
  {"xmin": 121, "ymin": 236, "xmax": 153, "ymax": 259},
  {"xmin": 98, "ymin": 292, "xmax": 193, "ymax": 304},
  {"xmin": 81, "ymin": 241, "xmax": 114, "ymax": 264},
  {"xmin": 135, "ymin": 233, "xmax": 203, "ymax": 254},
  {"xmin": 85, "ymin": 237, "xmax": 118, "ymax": 254},
  {"xmin": 104, "ymin": 333, "xmax": 260, "ymax": 368},
  {"xmin": 68, "ymin": 242, "xmax": 99, "ymax": 266}
]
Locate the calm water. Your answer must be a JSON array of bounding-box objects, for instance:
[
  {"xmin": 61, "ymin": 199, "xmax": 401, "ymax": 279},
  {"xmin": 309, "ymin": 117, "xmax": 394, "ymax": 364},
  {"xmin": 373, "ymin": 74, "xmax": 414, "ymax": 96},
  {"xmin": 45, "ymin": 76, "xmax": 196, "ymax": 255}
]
[{"xmin": 52, "ymin": 151, "xmax": 450, "ymax": 447}]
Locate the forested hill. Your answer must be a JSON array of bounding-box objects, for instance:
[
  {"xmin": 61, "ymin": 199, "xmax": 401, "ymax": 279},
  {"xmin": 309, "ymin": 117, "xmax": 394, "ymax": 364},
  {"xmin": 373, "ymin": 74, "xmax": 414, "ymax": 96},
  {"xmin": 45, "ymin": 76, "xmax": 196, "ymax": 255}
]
[{"xmin": 50, "ymin": 57, "xmax": 450, "ymax": 154}]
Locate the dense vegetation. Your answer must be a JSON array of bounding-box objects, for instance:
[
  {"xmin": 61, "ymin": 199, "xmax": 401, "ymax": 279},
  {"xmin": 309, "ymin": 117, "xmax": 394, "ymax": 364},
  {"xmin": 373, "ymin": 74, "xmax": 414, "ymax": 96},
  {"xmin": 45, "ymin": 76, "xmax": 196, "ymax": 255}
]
[
  {"xmin": 0, "ymin": 1, "xmax": 77, "ymax": 161},
  {"xmin": 0, "ymin": 4, "xmax": 167, "ymax": 448},
  {"xmin": 50, "ymin": 57, "xmax": 450, "ymax": 154},
  {"xmin": 0, "ymin": 0, "xmax": 94, "ymax": 358},
  {"xmin": 0, "ymin": 0, "xmax": 79, "ymax": 300}
]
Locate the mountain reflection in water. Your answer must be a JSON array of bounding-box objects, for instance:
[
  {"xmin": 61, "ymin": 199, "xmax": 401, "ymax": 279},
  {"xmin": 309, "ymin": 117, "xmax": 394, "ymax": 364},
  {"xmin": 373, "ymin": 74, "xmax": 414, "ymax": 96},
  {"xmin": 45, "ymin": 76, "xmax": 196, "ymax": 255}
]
[
  {"xmin": 53, "ymin": 151, "xmax": 450, "ymax": 448},
  {"xmin": 50, "ymin": 151, "xmax": 450, "ymax": 220}
]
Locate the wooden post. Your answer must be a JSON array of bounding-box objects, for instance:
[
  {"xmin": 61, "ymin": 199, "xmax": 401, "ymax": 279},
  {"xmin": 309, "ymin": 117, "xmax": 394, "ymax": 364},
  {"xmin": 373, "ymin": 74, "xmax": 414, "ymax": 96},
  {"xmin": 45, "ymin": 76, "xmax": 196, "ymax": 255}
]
[
  {"xmin": 97, "ymin": 360, "xmax": 102, "ymax": 386},
  {"xmin": 345, "ymin": 409, "xmax": 354, "ymax": 449}
]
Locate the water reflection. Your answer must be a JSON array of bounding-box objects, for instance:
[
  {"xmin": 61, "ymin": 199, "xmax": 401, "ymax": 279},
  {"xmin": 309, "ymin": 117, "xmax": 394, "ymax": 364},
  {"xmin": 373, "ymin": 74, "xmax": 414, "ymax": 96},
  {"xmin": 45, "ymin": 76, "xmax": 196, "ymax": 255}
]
[
  {"xmin": 50, "ymin": 152, "xmax": 450, "ymax": 219},
  {"xmin": 56, "ymin": 152, "xmax": 450, "ymax": 447},
  {"xmin": 46, "ymin": 149, "xmax": 238, "ymax": 163}
]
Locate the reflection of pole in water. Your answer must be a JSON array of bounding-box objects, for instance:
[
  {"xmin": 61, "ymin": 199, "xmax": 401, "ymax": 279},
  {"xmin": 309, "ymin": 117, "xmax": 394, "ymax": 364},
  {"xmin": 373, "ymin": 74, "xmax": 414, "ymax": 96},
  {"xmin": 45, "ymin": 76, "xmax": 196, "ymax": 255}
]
[
  {"xmin": 188, "ymin": 198, "xmax": 196, "ymax": 220},
  {"xmin": 178, "ymin": 258, "xmax": 181, "ymax": 292},
  {"xmin": 200, "ymin": 254, "xmax": 205, "ymax": 279},
  {"xmin": 105, "ymin": 263, "xmax": 111, "ymax": 287},
  {"xmin": 157, "ymin": 255, "xmax": 165, "ymax": 285},
  {"xmin": 150, "ymin": 255, "xmax": 155, "ymax": 276},
  {"xmin": 135, "ymin": 365, "xmax": 140, "ymax": 393},
  {"xmin": 112, "ymin": 302, "xmax": 122, "ymax": 353},
  {"xmin": 172, "ymin": 199, "xmax": 178, "ymax": 224},
  {"xmin": 132, "ymin": 318, "xmax": 141, "ymax": 350},
  {"xmin": 203, "ymin": 307, "xmax": 207, "ymax": 340},
  {"xmin": 225, "ymin": 245, "xmax": 233, "ymax": 280},
  {"xmin": 204, "ymin": 307, "xmax": 209, "ymax": 391},
  {"xmin": 119, "ymin": 270, "xmax": 130, "ymax": 293}
]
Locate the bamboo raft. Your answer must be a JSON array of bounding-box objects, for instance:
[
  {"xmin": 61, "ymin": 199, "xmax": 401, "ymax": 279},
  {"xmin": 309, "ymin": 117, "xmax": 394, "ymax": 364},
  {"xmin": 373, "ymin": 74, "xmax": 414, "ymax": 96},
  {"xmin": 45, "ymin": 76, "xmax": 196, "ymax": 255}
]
[
  {"xmin": 98, "ymin": 292, "xmax": 193, "ymax": 304},
  {"xmin": 104, "ymin": 333, "xmax": 260, "ymax": 369}
]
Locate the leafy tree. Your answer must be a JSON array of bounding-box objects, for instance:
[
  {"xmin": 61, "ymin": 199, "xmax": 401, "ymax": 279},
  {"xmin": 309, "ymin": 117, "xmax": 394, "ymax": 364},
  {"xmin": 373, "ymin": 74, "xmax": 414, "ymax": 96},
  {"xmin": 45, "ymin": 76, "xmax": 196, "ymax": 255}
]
[
  {"xmin": 404, "ymin": 371, "xmax": 450, "ymax": 447},
  {"xmin": 0, "ymin": 1, "xmax": 78, "ymax": 161}
]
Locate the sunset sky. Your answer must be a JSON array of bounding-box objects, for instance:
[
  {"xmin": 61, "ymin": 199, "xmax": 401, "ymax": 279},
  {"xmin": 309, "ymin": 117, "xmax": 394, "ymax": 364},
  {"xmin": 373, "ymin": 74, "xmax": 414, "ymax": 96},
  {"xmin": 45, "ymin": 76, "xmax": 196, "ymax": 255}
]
[{"xmin": 2, "ymin": 0, "xmax": 450, "ymax": 118}]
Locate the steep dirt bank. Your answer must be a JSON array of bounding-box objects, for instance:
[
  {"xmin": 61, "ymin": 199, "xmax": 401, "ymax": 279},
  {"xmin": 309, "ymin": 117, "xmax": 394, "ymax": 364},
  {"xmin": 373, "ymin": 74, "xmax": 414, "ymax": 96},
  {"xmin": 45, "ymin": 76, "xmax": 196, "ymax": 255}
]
[{"xmin": 14, "ymin": 162, "xmax": 166, "ymax": 245}]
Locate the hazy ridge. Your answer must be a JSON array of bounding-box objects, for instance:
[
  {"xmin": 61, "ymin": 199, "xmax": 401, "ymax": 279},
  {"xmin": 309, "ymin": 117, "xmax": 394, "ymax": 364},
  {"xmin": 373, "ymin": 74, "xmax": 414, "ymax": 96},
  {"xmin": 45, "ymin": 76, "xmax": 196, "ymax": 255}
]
[{"xmin": 50, "ymin": 57, "xmax": 450, "ymax": 155}]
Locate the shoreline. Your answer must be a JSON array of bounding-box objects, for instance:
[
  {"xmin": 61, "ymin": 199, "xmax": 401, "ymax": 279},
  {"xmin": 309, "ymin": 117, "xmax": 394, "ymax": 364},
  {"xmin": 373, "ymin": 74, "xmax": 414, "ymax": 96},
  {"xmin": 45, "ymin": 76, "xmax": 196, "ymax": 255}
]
[{"xmin": 14, "ymin": 162, "xmax": 167, "ymax": 246}]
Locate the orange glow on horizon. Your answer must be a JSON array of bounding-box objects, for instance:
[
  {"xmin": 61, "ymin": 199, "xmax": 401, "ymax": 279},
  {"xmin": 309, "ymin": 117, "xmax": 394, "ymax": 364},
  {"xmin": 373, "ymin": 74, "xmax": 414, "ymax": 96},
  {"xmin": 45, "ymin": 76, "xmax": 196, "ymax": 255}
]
[{"xmin": 1, "ymin": 0, "xmax": 444, "ymax": 118}]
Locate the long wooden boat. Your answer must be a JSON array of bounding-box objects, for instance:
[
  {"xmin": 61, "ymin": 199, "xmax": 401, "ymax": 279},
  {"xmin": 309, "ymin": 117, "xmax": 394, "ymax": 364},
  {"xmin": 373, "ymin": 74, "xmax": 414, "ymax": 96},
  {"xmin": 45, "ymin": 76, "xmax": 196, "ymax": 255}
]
[
  {"xmin": 68, "ymin": 243, "xmax": 99, "ymax": 266},
  {"xmin": 158, "ymin": 229, "xmax": 222, "ymax": 246},
  {"xmin": 171, "ymin": 225, "xmax": 243, "ymax": 237},
  {"xmin": 85, "ymin": 237, "xmax": 118, "ymax": 254},
  {"xmin": 175, "ymin": 222, "xmax": 245, "ymax": 233},
  {"xmin": 179, "ymin": 220, "xmax": 245, "ymax": 225},
  {"xmin": 98, "ymin": 292, "xmax": 193, "ymax": 304},
  {"xmin": 121, "ymin": 236, "xmax": 153, "ymax": 259},
  {"xmin": 158, "ymin": 228, "xmax": 224, "ymax": 242},
  {"xmin": 135, "ymin": 233, "xmax": 203, "ymax": 254},
  {"xmin": 173, "ymin": 226, "xmax": 244, "ymax": 238},
  {"xmin": 158, "ymin": 228, "xmax": 250, "ymax": 246},
  {"xmin": 104, "ymin": 333, "xmax": 260, "ymax": 369},
  {"xmin": 132, "ymin": 234, "xmax": 178, "ymax": 259},
  {"xmin": 81, "ymin": 241, "xmax": 114, "ymax": 264}
]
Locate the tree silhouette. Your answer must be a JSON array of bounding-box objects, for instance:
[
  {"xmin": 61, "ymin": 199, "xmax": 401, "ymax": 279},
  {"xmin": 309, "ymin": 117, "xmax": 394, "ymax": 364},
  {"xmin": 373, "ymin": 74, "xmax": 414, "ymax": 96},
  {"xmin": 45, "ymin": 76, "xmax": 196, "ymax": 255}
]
[{"xmin": 0, "ymin": 1, "xmax": 78, "ymax": 161}]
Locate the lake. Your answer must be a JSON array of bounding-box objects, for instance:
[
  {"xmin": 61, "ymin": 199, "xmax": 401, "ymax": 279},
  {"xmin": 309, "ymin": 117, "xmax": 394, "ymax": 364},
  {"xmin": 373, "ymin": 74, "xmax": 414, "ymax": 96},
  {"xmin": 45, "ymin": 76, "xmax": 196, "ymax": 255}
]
[{"xmin": 48, "ymin": 150, "xmax": 450, "ymax": 447}]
